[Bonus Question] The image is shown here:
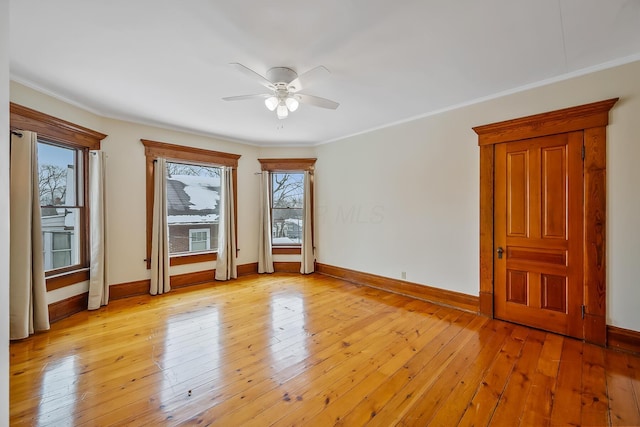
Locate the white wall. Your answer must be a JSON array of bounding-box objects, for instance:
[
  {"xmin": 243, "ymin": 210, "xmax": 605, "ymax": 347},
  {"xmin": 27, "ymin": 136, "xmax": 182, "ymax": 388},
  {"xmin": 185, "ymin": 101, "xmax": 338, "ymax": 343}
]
[
  {"xmin": 315, "ymin": 59, "xmax": 640, "ymax": 332},
  {"xmin": 1, "ymin": 0, "xmax": 10, "ymax": 423}
]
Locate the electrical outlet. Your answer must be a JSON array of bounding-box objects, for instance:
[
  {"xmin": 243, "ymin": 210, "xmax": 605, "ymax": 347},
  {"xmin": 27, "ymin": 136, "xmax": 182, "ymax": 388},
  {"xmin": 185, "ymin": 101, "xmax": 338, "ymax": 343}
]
[{"xmin": 401, "ymin": 271, "xmax": 406, "ymax": 280}]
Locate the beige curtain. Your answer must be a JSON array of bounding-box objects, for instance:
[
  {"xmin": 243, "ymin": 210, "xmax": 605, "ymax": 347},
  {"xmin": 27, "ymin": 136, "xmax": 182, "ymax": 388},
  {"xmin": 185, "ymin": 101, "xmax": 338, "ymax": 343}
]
[
  {"xmin": 88, "ymin": 150, "xmax": 108, "ymax": 309},
  {"xmin": 150, "ymin": 158, "xmax": 170, "ymax": 295},
  {"xmin": 10, "ymin": 131, "xmax": 50, "ymax": 340},
  {"xmin": 215, "ymin": 166, "xmax": 237, "ymax": 281},
  {"xmin": 258, "ymin": 171, "xmax": 274, "ymax": 273},
  {"xmin": 300, "ymin": 171, "xmax": 315, "ymax": 274}
]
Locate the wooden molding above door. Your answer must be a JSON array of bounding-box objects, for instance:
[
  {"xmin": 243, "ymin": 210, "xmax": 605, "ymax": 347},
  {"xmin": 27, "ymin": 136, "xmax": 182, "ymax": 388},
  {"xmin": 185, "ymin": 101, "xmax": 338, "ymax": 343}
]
[{"xmin": 473, "ymin": 98, "xmax": 618, "ymax": 345}]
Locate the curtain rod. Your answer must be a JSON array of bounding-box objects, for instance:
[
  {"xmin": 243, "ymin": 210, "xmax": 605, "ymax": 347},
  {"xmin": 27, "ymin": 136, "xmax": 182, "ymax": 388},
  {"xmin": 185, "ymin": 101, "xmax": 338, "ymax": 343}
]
[{"xmin": 11, "ymin": 130, "xmax": 23, "ymax": 137}]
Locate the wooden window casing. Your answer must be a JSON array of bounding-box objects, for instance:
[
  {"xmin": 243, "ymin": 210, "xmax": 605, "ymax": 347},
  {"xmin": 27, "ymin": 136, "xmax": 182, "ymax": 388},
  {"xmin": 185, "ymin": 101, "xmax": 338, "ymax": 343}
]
[
  {"xmin": 10, "ymin": 103, "xmax": 107, "ymax": 291},
  {"xmin": 142, "ymin": 139, "xmax": 240, "ymax": 268},
  {"xmin": 258, "ymin": 158, "xmax": 316, "ymax": 255}
]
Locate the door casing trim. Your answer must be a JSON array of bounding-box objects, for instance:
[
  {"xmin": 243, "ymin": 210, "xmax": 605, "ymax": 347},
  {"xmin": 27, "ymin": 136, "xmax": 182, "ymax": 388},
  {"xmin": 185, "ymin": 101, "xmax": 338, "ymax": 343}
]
[{"xmin": 473, "ymin": 98, "xmax": 618, "ymax": 345}]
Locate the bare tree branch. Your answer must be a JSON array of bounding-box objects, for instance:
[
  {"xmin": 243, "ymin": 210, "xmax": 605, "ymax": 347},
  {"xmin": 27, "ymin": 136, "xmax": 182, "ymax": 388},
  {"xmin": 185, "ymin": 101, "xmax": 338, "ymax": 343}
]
[{"xmin": 38, "ymin": 164, "xmax": 67, "ymax": 205}]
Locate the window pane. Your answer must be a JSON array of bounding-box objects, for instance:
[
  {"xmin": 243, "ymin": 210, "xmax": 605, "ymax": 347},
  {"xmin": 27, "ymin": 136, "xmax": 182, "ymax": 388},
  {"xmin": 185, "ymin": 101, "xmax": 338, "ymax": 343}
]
[
  {"xmin": 271, "ymin": 173, "xmax": 304, "ymax": 246},
  {"xmin": 37, "ymin": 142, "xmax": 76, "ymax": 206},
  {"xmin": 52, "ymin": 232, "xmax": 71, "ymax": 250},
  {"xmin": 272, "ymin": 208, "xmax": 303, "ymax": 245},
  {"xmin": 272, "ymin": 173, "xmax": 304, "ymax": 209},
  {"xmin": 52, "ymin": 251, "xmax": 71, "ymax": 269},
  {"xmin": 167, "ymin": 163, "xmax": 220, "ymax": 255},
  {"xmin": 42, "ymin": 209, "xmax": 81, "ymax": 271}
]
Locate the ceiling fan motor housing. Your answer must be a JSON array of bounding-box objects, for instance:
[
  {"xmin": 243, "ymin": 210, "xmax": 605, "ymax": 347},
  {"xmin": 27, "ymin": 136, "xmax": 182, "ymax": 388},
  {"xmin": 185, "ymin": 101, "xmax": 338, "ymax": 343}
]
[{"xmin": 266, "ymin": 67, "xmax": 298, "ymax": 86}]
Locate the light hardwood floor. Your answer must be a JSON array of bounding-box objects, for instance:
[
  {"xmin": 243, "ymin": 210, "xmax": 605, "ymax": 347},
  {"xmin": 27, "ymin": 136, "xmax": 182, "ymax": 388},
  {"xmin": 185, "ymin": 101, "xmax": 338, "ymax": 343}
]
[{"xmin": 10, "ymin": 274, "xmax": 640, "ymax": 426}]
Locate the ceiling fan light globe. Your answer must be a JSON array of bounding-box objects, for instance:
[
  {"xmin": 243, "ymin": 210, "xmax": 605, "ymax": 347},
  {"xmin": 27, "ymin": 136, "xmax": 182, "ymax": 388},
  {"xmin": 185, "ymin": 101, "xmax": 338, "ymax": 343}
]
[
  {"xmin": 265, "ymin": 96, "xmax": 278, "ymax": 111},
  {"xmin": 285, "ymin": 97, "xmax": 299, "ymax": 112},
  {"xmin": 277, "ymin": 104, "xmax": 289, "ymax": 119}
]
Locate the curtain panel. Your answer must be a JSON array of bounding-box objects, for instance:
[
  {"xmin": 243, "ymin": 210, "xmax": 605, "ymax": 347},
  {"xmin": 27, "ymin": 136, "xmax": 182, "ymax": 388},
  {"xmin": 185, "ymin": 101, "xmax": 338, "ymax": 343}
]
[
  {"xmin": 300, "ymin": 171, "xmax": 314, "ymax": 274},
  {"xmin": 88, "ymin": 150, "xmax": 108, "ymax": 309},
  {"xmin": 258, "ymin": 171, "xmax": 274, "ymax": 273},
  {"xmin": 215, "ymin": 166, "xmax": 237, "ymax": 281},
  {"xmin": 9, "ymin": 130, "xmax": 50, "ymax": 340},
  {"xmin": 150, "ymin": 157, "xmax": 170, "ymax": 295}
]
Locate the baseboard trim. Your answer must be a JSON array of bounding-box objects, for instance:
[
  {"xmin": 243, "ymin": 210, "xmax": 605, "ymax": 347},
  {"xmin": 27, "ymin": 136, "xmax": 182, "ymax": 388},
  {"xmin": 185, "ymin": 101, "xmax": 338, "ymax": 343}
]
[
  {"xmin": 48, "ymin": 293, "xmax": 89, "ymax": 323},
  {"xmin": 316, "ymin": 263, "xmax": 479, "ymax": 313},
  {"xmin": 238, "ymin": 262, "xmax": 258, "ymax": 276},
  {"xmin": 274, "ymin": 262, "xmax": 301, "ymax": 273},
  {"xmin": 109, "ymin": 279, "xmax": 150, "ymax": 300},
  {"xmin": 109, "ymin": 262, "xmax": 259, "ymax": 301},
  {"xmin": 171, "ymin": 270, "xmax": 215, "ymax": 289},
  {"xmin": 607, "ymin": 325, "xmax": 640, "ymax": 354}
]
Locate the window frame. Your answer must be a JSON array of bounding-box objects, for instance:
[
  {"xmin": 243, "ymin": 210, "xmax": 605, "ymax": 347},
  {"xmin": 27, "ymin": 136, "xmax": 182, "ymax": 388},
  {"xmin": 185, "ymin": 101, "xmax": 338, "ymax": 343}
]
[
  {"xmin": 10, "ymin": 103, "xmax": 107, "ymax": 291},
  {"xmin": 142, "ymin": 139, "xmax": 240, "ymax": 269},
  {"xmin": 38, "ymin": 139, "xmax": 86, "ymax": 274},
  {"xmin": 258, "ymin": 158, "xmax": 316, "ymax": 255}
]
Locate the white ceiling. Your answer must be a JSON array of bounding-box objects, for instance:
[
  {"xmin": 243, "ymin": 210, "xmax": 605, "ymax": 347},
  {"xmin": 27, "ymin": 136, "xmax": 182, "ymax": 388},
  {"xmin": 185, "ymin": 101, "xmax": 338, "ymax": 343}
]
[{"xmin": 9, "ymin": 1, "xmax": 640, "ymax": 146}]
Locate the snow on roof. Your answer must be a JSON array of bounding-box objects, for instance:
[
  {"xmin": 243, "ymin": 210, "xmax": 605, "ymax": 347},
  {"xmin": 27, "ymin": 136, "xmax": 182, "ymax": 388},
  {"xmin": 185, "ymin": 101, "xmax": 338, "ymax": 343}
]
[{"xmin": 167, "ymin": 175, "xmax": 219, "ymax": 214}]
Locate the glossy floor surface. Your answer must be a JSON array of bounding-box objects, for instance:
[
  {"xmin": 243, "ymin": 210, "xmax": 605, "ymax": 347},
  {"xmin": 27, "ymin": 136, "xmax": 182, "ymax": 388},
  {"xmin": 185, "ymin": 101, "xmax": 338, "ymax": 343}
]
[{"xmin": 10, "ymin": 274, "xmax": 640, "ymax": 426}]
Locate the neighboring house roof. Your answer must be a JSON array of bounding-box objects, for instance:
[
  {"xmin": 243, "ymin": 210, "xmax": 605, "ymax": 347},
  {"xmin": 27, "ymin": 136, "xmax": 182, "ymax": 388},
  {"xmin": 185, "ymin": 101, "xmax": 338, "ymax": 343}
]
[{"xmin": 166, "ymin": 175, "xmax": 220, "ymax": 224}]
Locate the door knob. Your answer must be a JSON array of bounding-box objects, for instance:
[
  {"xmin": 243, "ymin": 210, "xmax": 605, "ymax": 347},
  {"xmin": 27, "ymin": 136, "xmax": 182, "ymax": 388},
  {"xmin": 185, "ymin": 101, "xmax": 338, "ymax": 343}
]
[{"xmin": 497, "ymin": 247, "xmax": 504, "ymax": 259}]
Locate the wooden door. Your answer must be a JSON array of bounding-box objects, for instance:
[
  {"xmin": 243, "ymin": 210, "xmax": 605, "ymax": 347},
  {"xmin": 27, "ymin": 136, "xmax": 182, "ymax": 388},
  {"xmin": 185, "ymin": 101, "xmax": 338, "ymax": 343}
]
[{"xmin": 494, "ymin": 132, "xmax": 584, "ymax": 338}]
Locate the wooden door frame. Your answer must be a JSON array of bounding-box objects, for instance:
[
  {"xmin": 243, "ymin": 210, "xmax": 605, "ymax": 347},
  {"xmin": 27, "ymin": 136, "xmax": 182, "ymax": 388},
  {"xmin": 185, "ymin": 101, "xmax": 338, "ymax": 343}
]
[{"xmin": 473, "ymin": 98, "xmax": 618, "ymax": 345}]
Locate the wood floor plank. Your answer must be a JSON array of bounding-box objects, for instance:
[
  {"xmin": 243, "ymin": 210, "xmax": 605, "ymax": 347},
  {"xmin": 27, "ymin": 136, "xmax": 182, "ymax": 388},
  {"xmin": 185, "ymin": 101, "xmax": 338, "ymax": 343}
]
[
  {"xmin": 284, "ymin": 307, "xmax": 462, "ymax": 427},
  {"xmin": 182, "ymin": 300, "xmax": 420, "ymax": 426},
  {"xmin": 581, "ymin": 343, "xmax": 610, "ymax": 427},
  {"xmin": 605, "ymin": 349, "xmax": 640, "ymax": 426},
  {"xmin": 549, "ymin": 337, "xmax": 583, "ymax": 427},
  {"xmin": 628, "ymin": 352, "xmax": 640, "ymax": 419},
  {"xmin": 9, "ymin": 273, "xmax": 640, "ymax": 426},
  {"xmin": 316, "ymin": 307, "xmax": 468, "ymax": 426},
  {"xmin": 422, "ymin": 320, "xmax": 515, "ymax": 426},
  {"xmin": 456, "ymin": 325, "xmax": 529, "ymax": 427},
  {"xmin": 89, "ymin": 290, "xmax": 416, "ymax": 426},
  {"xmin": 486, "ymin": 329, "xmax": 546, "ymax": 426},
  {"xmin": 366, "ymin": 313, "xmax": 487, "ymax": 426},
  {"xmin": 519, "ymin": 332, "xmax": 564, "ymax": 427}
]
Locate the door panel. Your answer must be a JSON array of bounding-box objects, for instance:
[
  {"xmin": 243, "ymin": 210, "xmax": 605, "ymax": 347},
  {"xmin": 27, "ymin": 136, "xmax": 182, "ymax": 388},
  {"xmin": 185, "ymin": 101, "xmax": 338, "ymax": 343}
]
[
  {"xmin": 542, "ymin": 146, "xmax": 567, "ymax": 238},
  {"xmin": 507, "ymin": 151, "xmax": 529, "ymax": 237},
  {"xmin": 494, "ymin": 132, "xmax": 584, "ymax": 338}
]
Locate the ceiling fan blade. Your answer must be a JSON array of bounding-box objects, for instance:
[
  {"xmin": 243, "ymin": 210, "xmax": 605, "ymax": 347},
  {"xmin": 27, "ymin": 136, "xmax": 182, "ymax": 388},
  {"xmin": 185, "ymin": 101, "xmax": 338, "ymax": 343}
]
[
  {"xmin": 229, "ymin": 63, "xmax": 274, "ymax": 89},
  {"xmin": 222, "ymin": 94, "xmax": 271, "ymax": 102},
  {"xmin": 297, "ymin": 93, "xmax": 339, "ymax": 110},
  {"xmin": 288, "ymin": 66, "xmax": 330, "ymax": 92}
]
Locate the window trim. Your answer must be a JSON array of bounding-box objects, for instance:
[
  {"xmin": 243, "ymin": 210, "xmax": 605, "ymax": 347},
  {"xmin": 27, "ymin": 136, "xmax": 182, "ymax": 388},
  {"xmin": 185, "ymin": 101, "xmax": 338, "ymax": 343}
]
[
  {"xmin": 142, "ymin": 139, "xmax": 240, "ymax": 269},
  {"xmin": 258, "ymin": 158, "xmax": 316, "ymax": 255},
  {"xmin": 10, "ymin": 103, "xmax": 107, "ymax": 291}
]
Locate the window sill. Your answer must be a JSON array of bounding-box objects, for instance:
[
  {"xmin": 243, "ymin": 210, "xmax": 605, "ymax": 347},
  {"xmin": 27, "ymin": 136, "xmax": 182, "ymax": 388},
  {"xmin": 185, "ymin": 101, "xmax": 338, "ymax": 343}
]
[
  {"xmin": 272, "ymin": 247, "xmax": 302, "ymax": 255},
  {"xmin": 169, "ymin": 252, "xmax": 218, "ymax": 266},
  {"xmin": 46, "ymin": 269, "xmax": 90, "ymax": 292}
]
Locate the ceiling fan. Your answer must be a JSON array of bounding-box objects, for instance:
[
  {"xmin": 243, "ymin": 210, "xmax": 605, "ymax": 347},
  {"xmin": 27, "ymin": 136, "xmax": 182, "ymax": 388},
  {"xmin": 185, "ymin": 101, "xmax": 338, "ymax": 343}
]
[{"xmin": 223, "ymin": 63, "xmax": 340, "ymax": 119}]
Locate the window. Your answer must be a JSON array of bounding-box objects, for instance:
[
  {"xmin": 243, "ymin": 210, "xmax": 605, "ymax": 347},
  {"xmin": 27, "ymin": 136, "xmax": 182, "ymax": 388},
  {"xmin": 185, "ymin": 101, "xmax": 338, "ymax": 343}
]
[
  {"xmin": 258, "ymin": 158, "xmax": 316, "ymax": 254},
  {"xmin": 189, "ymin": 229, "xmax": 211, "ymax": 252},
  {"xmin": 38, "ymin": 141, "xmax": 83, "ymax": 272},
  {"xmin": 11, "ymin": 103, "xmax": 107, "ymax": 290},
  {"xmin": 142, "ymin": 139, "xmax": 240, "ymax": 267},
  {"xmin": 271, "ymin": 172, "xmax": 304, "ymax": 246},
  {"xmin": 166, "ymin": 161, "xmax": 220, "ymax": 255}
]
